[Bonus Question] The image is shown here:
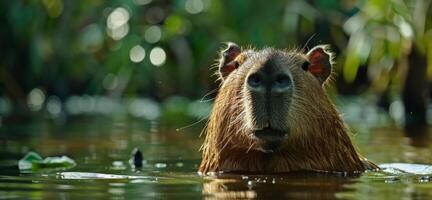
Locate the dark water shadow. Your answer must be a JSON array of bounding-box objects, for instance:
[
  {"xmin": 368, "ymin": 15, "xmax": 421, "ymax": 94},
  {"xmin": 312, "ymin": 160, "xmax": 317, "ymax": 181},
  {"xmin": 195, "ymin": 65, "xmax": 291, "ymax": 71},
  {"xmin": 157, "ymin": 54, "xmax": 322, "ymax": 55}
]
[
  {"xmin": 202, "ymin": 172, "xmax": 357, "ymax": 199},
  {"xmin": 404, "ymin": 125, "xmax": 431, "ymax": 148}
]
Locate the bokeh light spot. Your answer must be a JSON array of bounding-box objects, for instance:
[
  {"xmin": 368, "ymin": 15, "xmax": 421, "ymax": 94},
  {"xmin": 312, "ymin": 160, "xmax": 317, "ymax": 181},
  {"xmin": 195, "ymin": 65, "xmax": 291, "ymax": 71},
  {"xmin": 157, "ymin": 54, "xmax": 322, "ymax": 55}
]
[
  {"xmin": 0, "ymin": 97, "xmax": 12, "ymax": 116},
  {"xmin": 144, "ymin": 26, "xmax": 162, "ymax": 43},
  {"xmin": 129, "ymin": 45, "xmax": 146, "ymax": 63},
  {"xmin": 389, "ymin": 100, "xmax": 404, "ymax": 124},
  {"xmin": 185, "ymin": 0, "xmax": 204, "ymax": 14},
  {"xmin": 128, "ymin": 98, "xmax": 160, "ymax": 120},
  {"xmin": 27, "ymin": 88, "xmax": 46, "ymax": 111},
  {"xmin": 46, "ymin": 96, "xmax": 62, "ymax": 117},
  {"xmin": 107, "ymin": 24, "xmax": 129, "ymax": 40},
  {"xmin": 80, "ymin": 24, "xmax": 103, "ymax": 52},
  {"xmin": 107, "ymin": 7, "xmax": 130, "ymax": 40},
  {"xmin": 107, "ymin": 7, "xmax": 130, "ymax": 29},
  {"xmin": 149, "ymin": 47, "xmax": 166, "ymax": 66}
]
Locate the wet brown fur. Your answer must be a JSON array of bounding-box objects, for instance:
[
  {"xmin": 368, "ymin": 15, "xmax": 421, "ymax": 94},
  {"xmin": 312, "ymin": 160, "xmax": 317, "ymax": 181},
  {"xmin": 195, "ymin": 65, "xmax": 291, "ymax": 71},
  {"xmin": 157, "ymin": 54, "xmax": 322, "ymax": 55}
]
[{"xmin": 199, "ymin": 46, "xmax": 377, "ymax": 174}]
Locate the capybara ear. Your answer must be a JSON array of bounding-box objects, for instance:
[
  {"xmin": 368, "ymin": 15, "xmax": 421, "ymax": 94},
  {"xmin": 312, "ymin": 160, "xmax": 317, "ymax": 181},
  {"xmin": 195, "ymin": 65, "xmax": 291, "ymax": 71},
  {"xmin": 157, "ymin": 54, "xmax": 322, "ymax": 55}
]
[
  {"xmin": 305, "ymin": 45, "xmax": 333, "ymax": 84},
  {"xmin": 218, "ymin": 42, "xmax": 241, "ymax": 80}
]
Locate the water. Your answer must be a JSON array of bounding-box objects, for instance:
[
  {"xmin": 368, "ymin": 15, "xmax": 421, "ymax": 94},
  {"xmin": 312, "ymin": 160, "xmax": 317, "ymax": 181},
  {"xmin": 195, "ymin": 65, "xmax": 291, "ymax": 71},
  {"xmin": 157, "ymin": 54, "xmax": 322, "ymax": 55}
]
[{"xmin": 1, "ymin": 117, "xmax": 432, "ymax": 199}]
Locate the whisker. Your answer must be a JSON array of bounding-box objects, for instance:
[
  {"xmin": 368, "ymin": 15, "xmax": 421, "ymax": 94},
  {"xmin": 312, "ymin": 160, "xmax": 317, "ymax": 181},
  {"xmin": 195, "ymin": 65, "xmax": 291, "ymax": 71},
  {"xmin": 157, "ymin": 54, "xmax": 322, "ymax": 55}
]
[
  {"xmin": 246, "ymin": 141, "xmax": 255, "ymax": 153},
  {"xmin": 301, "ymin": 33, "xmax": 317, "ymax": 53},
  {"xmin": 200, "ymin": 89, "xmax": 217, "ymax": 102},
  {"xmin": 175, "ymin": 113, "xmax": 209, "ymax": 132}
]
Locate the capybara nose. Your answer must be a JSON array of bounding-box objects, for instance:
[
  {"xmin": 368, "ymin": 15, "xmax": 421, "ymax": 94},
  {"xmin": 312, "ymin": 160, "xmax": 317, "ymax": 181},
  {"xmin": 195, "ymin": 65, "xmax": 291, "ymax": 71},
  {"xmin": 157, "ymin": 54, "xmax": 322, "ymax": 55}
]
[{"xmin": 246, "ymin": 71, "xmax": 292, "ymax": 93}]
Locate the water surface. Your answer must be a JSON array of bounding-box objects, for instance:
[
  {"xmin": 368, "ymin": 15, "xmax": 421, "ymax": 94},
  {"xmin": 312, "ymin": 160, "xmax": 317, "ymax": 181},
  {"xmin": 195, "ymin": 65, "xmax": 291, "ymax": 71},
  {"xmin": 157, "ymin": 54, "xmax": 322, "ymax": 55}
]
[{"xmin": 1, "ymin": 117, "xmax": 432, "ymax": 199}]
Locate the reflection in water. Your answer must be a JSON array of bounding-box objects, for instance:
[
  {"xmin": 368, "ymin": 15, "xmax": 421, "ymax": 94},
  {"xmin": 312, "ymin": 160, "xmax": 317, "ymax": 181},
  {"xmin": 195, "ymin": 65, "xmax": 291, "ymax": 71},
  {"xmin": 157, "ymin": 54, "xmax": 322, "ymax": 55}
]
[
  {"xmin": 203, "ymin": 173, "xmax": 355, "ymax": 199},
  {"xmin": 403, "ymin": 126, "xmax": 431, "ymax": 148}
]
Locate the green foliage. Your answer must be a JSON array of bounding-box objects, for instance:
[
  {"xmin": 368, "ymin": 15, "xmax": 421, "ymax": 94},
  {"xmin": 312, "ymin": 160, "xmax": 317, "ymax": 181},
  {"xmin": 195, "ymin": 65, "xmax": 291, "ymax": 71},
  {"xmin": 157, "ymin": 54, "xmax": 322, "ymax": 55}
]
[
  {"xmin": 0, "ymin": 0, "xmax": 323, "ymax": 100},
  {"xmin": 1, "ymin": 0, "xmax": 431, "ymax": 115},
  {"xmin": 343, "ymin": 0, "xmax": 432, "ymax": 87}
]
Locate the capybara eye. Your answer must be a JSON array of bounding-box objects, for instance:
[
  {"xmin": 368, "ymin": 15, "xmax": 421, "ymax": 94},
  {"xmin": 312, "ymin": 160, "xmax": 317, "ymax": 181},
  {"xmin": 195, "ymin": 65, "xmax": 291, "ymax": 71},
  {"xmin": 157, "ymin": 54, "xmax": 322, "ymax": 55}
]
[
  {"xmin": 247, "ymin": 73, "xmax": 262, "ymax": 88},
  {"xmin": 301, "ymin": 61, "xmax": 310, "ymax": 71},
  {"xmin": 275, "ymin": 74, "xmax": 291, "ymax": 88}
]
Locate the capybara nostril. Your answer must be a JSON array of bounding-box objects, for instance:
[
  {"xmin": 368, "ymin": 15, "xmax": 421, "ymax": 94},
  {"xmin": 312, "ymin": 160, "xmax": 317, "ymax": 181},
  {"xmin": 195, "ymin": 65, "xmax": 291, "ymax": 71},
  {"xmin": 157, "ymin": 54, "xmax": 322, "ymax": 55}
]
[
  {"xmin": 273, "ymin": 74, "xmax": 292, "ymax": 91},
  {"xmin": 247, "ymin": 73, "xmax": 263, "ymax": 89}
]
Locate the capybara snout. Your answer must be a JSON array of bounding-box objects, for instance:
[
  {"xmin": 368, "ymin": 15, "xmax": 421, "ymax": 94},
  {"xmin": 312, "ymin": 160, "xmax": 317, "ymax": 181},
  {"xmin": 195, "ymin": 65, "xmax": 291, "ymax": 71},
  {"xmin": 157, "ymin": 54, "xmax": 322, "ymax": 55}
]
[{"xmin": 241, "ymin": 50, "xmax": 298, "ymax": 141}]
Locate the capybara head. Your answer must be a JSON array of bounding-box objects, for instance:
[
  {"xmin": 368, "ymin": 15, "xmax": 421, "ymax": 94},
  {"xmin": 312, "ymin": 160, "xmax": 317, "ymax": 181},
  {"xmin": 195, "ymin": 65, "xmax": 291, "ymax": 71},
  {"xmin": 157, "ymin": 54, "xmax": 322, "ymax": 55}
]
[
  {"xmin": 217, "ymin": 43, "xmax": 333, "ymax": 152},
  {"xmin": 199, "ymin": 42, "xmax": 375, "ymax": 174}
]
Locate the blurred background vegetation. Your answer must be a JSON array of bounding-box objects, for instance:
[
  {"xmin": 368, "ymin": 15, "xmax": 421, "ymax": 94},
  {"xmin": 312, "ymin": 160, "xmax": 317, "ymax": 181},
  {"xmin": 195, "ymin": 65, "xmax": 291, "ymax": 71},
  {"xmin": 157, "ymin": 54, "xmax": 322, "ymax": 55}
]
[{"xmin": 0, "ymin": 0, "xmax": 431, "ymax": 128}]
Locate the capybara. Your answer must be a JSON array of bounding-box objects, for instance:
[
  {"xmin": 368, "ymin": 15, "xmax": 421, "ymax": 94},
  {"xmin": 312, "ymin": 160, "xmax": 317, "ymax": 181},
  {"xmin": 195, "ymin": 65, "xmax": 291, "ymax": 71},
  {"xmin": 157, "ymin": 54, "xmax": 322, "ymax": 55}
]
[{"xmin": 199, "ymin": 42, "xmax": 377, "ymax": 174}]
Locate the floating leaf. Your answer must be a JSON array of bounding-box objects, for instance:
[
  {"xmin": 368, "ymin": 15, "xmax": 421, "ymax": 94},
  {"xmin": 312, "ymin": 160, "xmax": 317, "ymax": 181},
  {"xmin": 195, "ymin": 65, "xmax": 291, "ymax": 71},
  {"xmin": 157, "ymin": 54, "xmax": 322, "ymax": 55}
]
[
  {"xmin": 18, "ymin": 152, "xmax": 76, "ymax": 171},
  {"xmin": 18, "ymin": 152, "xmax": 43, "ymax": 170}
]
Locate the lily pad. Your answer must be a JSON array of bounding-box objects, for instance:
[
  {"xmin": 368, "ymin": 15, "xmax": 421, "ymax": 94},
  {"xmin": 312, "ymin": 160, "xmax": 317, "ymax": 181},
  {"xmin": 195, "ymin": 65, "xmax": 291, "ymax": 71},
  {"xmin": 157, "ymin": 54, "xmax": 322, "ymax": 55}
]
[{"xmin": 18, "ymin": 152, "xmax": 76, "ymax": 171}]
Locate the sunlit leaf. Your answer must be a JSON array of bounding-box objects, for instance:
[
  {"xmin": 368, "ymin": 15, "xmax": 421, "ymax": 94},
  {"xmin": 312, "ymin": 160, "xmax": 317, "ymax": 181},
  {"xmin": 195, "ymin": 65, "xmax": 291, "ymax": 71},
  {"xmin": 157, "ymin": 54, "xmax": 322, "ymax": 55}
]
[{"xmin": 18, "ymin": 152, "xmax": 76, "ymax": 172}]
